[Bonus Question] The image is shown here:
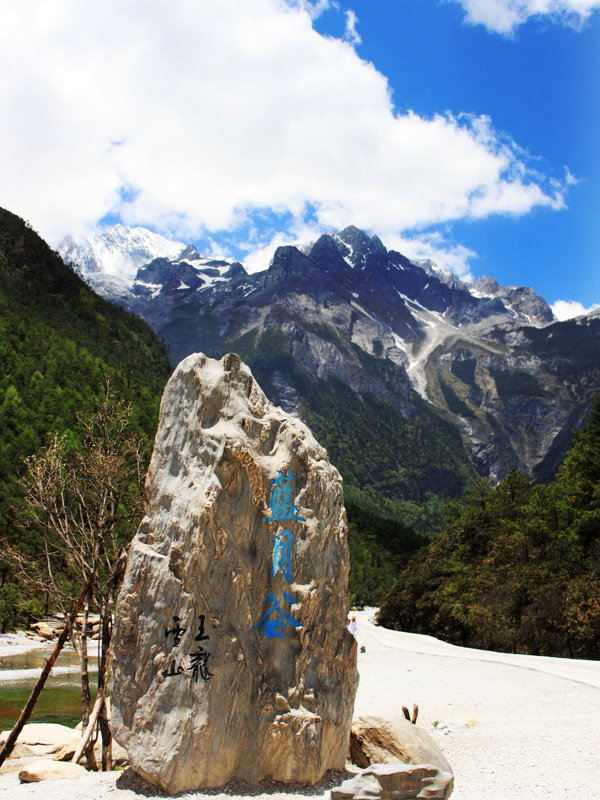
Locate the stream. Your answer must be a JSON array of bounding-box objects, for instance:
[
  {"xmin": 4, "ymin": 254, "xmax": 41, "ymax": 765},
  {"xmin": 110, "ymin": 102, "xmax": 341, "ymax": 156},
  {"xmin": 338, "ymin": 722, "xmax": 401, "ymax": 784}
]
[{"xmin": 0, "ymin": 644, "xmax": 98, "ymax": 730}]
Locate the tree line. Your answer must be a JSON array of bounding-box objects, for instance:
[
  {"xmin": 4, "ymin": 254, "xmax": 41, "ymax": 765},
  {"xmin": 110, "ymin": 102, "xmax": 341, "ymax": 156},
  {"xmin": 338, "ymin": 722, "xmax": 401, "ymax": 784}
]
[{"xmin": 378, "ymin": 398, "xmax": 600, "ymax": 659}]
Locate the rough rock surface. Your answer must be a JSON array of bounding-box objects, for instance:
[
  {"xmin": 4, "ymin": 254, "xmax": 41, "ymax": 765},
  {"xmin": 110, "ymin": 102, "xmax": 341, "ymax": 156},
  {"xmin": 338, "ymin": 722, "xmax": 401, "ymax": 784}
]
[
  {"xmin": 349, "ymin": 716, "xmax": 452, "ymax": 774},
  {"xmin": 111, "ymin": 352, "xmax": 358, "ymax": 793},
  {"xmin": 17, "ymin": 759, "xmax": 86, "ymax": 782},
  {"xmin": 331, "ymin": 763, "xmax": 454, "ymax": 800}
]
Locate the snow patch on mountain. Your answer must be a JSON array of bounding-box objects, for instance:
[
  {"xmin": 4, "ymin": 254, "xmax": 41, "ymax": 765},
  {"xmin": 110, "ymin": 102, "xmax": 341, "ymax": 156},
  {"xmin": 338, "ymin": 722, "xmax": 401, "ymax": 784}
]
[
  {"xmin": 59, "ymin": 225, "xmax": 185, "ymax": 278},
  {"xmin": 414, "ymin": 257, "xmax": 469, "ymax": 291}
]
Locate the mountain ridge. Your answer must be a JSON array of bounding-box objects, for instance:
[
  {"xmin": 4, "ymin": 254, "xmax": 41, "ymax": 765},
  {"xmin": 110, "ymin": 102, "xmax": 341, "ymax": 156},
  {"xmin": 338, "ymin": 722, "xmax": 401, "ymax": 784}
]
[{"xmin": 59, "ymin": 224, "xmax": 599, "ymax": 504}]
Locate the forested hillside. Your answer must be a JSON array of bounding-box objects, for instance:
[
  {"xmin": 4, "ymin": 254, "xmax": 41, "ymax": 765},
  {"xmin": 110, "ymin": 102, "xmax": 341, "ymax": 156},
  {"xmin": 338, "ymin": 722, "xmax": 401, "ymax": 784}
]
[
  {"xmin": 0, "ymin": 208, "xmax": 171, "ymax": 629},
  {"xmin": 378, "ymin": 398, "xmax": 600, "ymax": 658}
]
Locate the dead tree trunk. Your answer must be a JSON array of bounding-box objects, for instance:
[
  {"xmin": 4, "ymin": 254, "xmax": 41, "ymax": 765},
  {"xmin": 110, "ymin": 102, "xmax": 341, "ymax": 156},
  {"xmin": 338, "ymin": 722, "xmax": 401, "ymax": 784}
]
[{"xmin": 80, "ymin": 594, "xmax": 98, "ymax": 770}]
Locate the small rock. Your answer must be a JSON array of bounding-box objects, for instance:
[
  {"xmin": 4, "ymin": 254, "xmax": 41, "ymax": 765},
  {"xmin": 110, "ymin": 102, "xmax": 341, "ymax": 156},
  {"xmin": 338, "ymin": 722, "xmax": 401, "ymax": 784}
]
[
  {"xmin": 331, "ymin": 763, "xmax": 454, "ymax": 800},
  {"xmin": 0, "ymin": 757, "xmax": 40, "ymax": 776},
  {"xmin": 349, "ymin": 716, "xmax": 452, "ymax": 774},
  {"xmin": 52, "ymin": 737, "xmax": 83, "ymax": 761},
  {"xmin": 18, "ymin": 759, "xmax": 87, "ymax": 782},
  {"xmin": 30, "ymin": 623, "xmax": 54, "ymax": 640},
  {"xmin": 8, "ymin": 743, "xmax": 60, "ymax": 759}
]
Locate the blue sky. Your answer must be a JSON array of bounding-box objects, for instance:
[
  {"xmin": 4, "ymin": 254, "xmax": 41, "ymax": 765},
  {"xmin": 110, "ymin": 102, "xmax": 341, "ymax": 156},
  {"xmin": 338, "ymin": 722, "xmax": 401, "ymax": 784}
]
[
  {"xmin": 313, "ymin": 0, "xmax": 600, "ymax": 311},
  {"xmin": 0, "ymin": 0, "xmax": 598, "ymax": 316}
]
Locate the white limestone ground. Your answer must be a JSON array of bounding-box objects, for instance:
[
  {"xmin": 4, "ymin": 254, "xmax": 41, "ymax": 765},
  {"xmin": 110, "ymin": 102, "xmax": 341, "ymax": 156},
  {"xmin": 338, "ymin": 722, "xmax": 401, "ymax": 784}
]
[
  {"xmin": 0, "ymin": 633, "xmax": 46, "ymax": 659},
  {"xmin": 1, "ymin": 610, "xmax": 599, "ymax": 799}
]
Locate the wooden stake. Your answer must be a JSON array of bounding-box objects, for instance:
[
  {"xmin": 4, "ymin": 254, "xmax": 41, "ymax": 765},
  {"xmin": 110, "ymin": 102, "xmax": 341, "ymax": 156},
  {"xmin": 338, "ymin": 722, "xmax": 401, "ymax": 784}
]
[{"xmin": 71, "ymin": 687, "xmax": 105, "ymax": 765}]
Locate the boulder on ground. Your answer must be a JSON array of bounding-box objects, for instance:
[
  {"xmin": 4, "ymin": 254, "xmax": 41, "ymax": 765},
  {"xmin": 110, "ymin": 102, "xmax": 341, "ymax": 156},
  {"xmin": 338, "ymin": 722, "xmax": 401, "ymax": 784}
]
[
  {"xmin": 30, "ymin": 623, "xmax": 54, "ymax": 640},
  {"xmin": 5, "ymin": 743, "xmax": 60, "ymax": 759},
  {"xmin": 331, "ymin": 763, "xmax": 454, "ymax": 800},
  {"xmin": 111, "ymin": 352, "xmax": 358, "ymax": 793},
  {"xmin": 350, "ymin": 716, "xmax": 452, "ymax": 773},
  {"xmin": 18, "ymin": 759, "xmax": 86, "ymax": 782},
  {"xmin": 0, "ymin": 757, "xmax": 41, "ymax": 776},
  {"xmin": 0, "ymin": 723, "xmax": 76, "ymax": 750}
]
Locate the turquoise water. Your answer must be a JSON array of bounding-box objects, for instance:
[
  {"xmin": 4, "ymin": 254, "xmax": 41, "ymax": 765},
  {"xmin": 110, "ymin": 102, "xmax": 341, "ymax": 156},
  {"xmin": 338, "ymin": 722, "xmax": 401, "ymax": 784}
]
[{"xmin": 0, "ymin": 646, "xmax": 98, "ymax": 731}]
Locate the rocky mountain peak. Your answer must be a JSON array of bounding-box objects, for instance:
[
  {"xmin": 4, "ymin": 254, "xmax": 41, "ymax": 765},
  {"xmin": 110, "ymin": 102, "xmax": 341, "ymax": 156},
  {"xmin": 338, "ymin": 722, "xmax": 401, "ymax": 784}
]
[
  {"xmin": 269, "ymin": 244, "xmax": 315, "ymax": 277},
  {"xmin": 330, "ymin": 226, "xmax": 387, "ymax": 268},
  {"xmin": 472, "ymin": 275, "xmax": 500, "ymax": 294},
  {"xmin": 54, "ymin": 218, "xmax": 598, "ymax": 494},
  {"xmin": 306, "ymin": 235, "xmax": 355, "ymax": 280},
  {"xmin": 472, "ymin": 275, "xmax": 554, "ymax": 325},
  {"xmin": 175, "ymin": 244, "xmax": 203, "ymax": 263}
]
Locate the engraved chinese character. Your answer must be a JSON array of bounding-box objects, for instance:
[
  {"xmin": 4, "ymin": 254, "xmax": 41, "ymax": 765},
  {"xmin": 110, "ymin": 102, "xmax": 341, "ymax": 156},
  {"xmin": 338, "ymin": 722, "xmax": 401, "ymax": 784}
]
[
  {"xmin": 187, "ymin": 647, "xmax": 214, "ymax": 682},
  {"xmin": 195, "ymin": 614, "xmax": 210, "ymax": 642},
  {"xmin": 162, "ymin": 659, "xmax": 185, "ymax": 678},
  {"xmin": 165, "ymin": 615, "xmax": 186, "ymax": 646}
]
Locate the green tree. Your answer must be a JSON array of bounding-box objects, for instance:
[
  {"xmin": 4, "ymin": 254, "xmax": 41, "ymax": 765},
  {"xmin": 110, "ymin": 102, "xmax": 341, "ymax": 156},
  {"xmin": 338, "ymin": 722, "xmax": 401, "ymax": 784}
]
[
  {"xmin": 5, "ymin": 390, "xmax": 146, "ymax": 769},
  {"xmin": 378, "ymin": 423, "xmax": 600, "ymax": 660}
]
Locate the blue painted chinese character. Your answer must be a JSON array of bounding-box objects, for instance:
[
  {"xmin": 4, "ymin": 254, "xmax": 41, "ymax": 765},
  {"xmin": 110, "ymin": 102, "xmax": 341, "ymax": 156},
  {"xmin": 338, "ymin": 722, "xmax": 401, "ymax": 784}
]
[
  {"xmin": 253, "ymin": 592, "xmax": 302, "ymax": 638},
  {"xmin": 272, "ymin": 529, "xmax": 294, "ymax": 583},
  {"xmin": 264, "ymin": 469, "xmax": 305, "ymax": 522}
]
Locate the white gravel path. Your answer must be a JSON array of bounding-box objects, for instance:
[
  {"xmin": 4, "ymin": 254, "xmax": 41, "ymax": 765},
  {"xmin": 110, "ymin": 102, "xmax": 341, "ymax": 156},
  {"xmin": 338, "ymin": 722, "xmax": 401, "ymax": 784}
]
[
  {"xmin": 353, "ymin": 610, "xmax": 600, "ymax": 800},
  {"xmin": 1, "ymin": 611, "xmax": 598, "ymax": 799}
]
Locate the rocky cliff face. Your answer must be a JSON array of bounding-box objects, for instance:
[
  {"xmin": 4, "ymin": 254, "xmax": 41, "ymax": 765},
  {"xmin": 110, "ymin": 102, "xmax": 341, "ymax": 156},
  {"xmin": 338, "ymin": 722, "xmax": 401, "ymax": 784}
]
[
  {"xmin": 61, "ymin": 225, "xmax": 599, "ymax": 498},
  {"xmin": 111, "ymin": 353, "xmax": 358, "ymax": 792}
]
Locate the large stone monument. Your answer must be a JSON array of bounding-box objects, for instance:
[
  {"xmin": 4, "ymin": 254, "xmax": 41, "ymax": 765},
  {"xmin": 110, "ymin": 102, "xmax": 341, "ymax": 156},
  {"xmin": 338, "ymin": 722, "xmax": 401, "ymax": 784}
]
[{"xmin": 111, "ymin": 353, "xmax": 358, "ymax": 792}]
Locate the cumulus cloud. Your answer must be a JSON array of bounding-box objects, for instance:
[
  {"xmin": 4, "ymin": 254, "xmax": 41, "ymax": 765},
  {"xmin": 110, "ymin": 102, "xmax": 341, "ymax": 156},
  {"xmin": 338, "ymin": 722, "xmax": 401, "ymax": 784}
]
[
  {"xmin": 450, "ymin": 0, "xmax": 600, "ymax": 34},
  {"xmin": 551, "ymin": 300, "xmax": 600, "ymax": 320},
  {"xmin": 0, "ymin": 0, "xmax": 567, "ymax": 255}
]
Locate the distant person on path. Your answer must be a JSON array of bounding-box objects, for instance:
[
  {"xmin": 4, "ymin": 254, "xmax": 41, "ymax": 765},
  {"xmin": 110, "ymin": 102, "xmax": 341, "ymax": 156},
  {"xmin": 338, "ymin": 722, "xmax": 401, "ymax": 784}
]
[{"xmin": 347, "ymin": 615, "xmax": 359, "ymax": 639}]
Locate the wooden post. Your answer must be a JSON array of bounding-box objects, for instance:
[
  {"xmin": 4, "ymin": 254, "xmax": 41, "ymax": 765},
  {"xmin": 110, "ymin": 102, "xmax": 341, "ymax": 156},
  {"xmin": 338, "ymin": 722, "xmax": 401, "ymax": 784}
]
[{"xmin": 71, "ymin": 687, "xmax": 105, "ymax": 765}]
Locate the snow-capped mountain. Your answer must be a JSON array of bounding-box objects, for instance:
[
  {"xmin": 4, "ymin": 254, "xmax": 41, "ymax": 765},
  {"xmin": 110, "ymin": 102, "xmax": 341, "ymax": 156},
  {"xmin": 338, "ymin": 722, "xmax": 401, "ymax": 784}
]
[
  {"xmin": 59, "ymin": 224, "xmax": 186, "ymax": 277},
  {"xmin": 60, "ymin": 223, "xmax": 599, "ymax": 487}
]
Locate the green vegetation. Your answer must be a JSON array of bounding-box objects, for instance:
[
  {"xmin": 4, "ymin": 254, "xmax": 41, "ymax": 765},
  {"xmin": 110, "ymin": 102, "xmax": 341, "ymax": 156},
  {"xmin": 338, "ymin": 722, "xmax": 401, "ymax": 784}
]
[
  {"xmin": 0, "ymin": 208, "xmax": 171, "ymax": 631},
  {"xmin": 345, "ymin": 499, "xmax": 427, "ymax": 606},
  {"xmin": 378, "ymin": 397, "xmax": 600, "ymax": 658},
  {"xmin": 298, "ymin": 376, "xmax": 475, "ymax": 521}
]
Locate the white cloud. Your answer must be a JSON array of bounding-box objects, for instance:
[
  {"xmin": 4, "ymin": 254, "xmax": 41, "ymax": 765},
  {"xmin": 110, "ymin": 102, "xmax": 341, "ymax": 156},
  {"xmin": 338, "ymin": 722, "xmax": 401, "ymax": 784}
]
[
  {"xmin": 450, "ymin": 0, "xmax": 600, "ymax": 34},
  {"xmin": 289, "ymin": 0, "xmax": 336, "ymax": 20},
  {"xmin": 0, "ymin": 0, "xmax": 567, "ymax": 254},
  {"xmin": 344, "ymin": 10, "xmax": 362, "ymax": 44},
  {"xmin": 551, "ymin": 300, "xmax": 600, "ymax": 320},
  {"xmin": 382, "ymin": 232, "xmax": 477, "ymax": 281}
]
